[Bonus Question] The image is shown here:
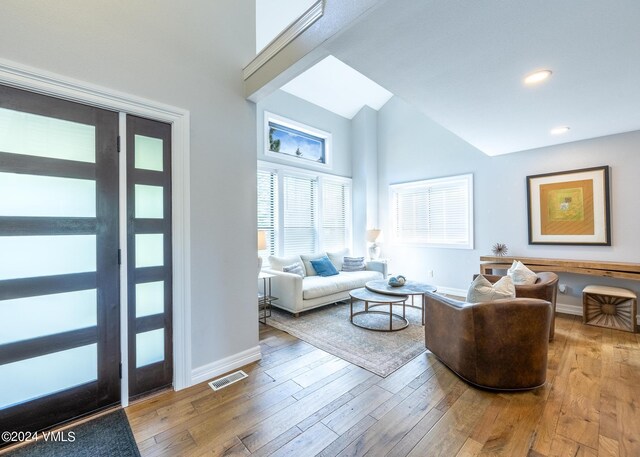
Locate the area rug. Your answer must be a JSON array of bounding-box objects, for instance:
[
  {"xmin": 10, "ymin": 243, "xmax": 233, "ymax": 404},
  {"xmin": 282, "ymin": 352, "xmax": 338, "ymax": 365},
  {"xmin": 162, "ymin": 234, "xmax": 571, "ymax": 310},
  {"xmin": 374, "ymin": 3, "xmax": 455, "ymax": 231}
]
[
  {"xmin": 267, "ymin": 301, "xmax": 427, "ymax": 377},
  {"xmin": 6, "ymin": 409, "xmax": 140, "ymax": 457}
]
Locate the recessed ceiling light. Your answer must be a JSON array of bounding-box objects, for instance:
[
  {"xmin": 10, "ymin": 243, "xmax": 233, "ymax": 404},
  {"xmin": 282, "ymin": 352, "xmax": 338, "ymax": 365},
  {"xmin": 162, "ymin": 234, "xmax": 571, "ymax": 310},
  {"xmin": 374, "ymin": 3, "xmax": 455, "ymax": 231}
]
[
  {"xmin": 524, "ymin": 70, "xmax": 552, "ymax": 85},
  {"xmin": 550, "ymin": 126, "xmax": 570, "ymax": 135}
]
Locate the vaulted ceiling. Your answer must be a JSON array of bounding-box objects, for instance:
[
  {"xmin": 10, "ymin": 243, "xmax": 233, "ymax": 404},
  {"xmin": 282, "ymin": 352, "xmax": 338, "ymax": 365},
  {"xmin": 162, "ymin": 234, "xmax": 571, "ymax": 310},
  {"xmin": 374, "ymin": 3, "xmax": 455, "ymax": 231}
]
[{"xmin": 289, "ymin": 0, "xmax": 640, "ymax": 155}]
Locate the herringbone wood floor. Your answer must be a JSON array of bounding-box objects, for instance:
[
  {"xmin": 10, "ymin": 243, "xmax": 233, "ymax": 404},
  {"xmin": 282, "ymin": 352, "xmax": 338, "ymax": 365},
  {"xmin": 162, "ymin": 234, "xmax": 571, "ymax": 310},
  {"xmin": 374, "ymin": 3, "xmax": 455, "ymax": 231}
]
[{"xmin": 126, "ymin": 313, "xmax": 640, "ymax": 457}]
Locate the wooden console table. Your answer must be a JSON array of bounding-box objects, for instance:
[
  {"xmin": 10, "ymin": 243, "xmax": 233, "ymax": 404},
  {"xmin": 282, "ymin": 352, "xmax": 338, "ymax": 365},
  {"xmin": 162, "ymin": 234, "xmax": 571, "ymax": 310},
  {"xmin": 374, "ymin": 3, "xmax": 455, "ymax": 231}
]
[{"xmin": 480, "ymin": 256, "xmax": 640, "ymax": 281}]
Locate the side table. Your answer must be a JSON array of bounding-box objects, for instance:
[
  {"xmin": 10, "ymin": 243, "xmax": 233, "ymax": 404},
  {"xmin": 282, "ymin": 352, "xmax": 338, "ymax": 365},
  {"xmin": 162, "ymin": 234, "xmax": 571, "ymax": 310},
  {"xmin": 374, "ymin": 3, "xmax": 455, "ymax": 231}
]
[
  {"xmin": 583, "ymin": 285, "xmax": 637, "ymax": 332},
  {"xmin": 258, "ymin": 272, "xmax": 277, "ymax": 325}
]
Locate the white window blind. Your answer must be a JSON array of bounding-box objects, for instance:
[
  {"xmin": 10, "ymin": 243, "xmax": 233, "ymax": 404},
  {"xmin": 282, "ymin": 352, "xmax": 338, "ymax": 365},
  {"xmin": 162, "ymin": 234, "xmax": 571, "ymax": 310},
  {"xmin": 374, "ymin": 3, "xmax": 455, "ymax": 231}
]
[
  {"xmin": 257, "ymin": 169, "xmax": 277, "ymax": 261},
  {"xmin": 321, "ymin": 179, "xmax": 351, "ymax": 252},
  {"xmin": 390, "ymin": 174, "xmax": 473, "ymax": 249},
  {"xmin": 258, "ymin": 163, "xmax": 352, "ymax": 258},
  {"xmin": 283, "ymin": 174, "xmax": 318, "ymax": 256}
]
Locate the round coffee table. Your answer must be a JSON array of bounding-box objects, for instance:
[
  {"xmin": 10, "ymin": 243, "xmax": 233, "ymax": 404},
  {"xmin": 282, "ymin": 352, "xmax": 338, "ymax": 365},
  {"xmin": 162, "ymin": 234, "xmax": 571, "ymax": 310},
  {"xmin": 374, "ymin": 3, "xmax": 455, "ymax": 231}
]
[
  {"xmin": 349, "ymin": 288, "xmax": 409, "ymax": 332},
  {"xmin": 365, "ymin": 280, "xmax": 437, "ymax": 326}
]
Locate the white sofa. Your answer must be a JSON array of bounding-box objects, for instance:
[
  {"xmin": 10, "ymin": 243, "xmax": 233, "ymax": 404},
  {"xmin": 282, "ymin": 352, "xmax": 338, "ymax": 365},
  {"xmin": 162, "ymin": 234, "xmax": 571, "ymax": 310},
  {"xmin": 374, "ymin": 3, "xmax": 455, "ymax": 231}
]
[{"xmin": 263, "ymin": 250, "xmax": 387, "ymax": 316}]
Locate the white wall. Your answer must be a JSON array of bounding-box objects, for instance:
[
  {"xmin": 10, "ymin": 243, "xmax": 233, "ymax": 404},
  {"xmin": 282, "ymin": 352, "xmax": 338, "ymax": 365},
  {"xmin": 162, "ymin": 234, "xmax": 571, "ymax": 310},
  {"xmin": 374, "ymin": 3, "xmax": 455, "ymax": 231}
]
[
  {"xmin": 352, "ymin": 105, "xmax": 379, "ymax": 257},
  {"xmin": 255, "ymin": 0, "xmax": 316, "ymax": 52},
  {"xmin": 0, "ymin": 1, "xmax": 259, "ymax": 373},
  {"xmin": 257, "ymin": 89, "xmax": 352, "ymax": 177},
  {"xmin": 378, "ymin": 96, "xmax": 640, "ymax": 315}
]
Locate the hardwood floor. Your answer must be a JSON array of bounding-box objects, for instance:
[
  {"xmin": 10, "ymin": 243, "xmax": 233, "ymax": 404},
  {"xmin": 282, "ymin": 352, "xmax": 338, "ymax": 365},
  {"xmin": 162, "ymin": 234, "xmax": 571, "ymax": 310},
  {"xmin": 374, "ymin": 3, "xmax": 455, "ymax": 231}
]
[{"xmin": 126, "ymin": 314, "xmax": 640, "ymax": 457}]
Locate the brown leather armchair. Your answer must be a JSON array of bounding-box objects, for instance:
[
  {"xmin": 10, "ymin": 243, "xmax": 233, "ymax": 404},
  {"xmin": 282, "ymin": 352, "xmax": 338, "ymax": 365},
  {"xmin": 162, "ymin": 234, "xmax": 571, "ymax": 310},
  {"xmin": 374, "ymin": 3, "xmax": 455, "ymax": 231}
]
[
  {"xmin": 424, "ymin": 292, "xmax": 552, "ymax": 391},
  {"xmin": 477, "ymin": 272, "xmax": 559, "ymax": 340}
]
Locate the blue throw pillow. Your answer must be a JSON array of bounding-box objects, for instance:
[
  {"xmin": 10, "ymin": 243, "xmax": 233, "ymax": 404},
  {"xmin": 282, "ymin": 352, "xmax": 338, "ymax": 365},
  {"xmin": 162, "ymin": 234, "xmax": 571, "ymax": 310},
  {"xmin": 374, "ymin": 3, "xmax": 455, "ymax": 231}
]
[{"xmin": 310, "ymin": 256, "xmax": 339, "ymax": 277}]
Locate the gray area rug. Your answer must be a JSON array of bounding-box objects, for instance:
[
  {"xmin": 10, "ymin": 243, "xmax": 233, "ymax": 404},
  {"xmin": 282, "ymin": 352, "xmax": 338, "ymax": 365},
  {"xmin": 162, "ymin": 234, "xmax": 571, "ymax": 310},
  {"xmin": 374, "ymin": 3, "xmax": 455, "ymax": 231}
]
[
  {"xmin": 267, "ymin": 301, "xmax": 427, "ymax": 377},
  {"xmin": 6, "ymin": 409, "xmax": 140, "ymax": 457}
]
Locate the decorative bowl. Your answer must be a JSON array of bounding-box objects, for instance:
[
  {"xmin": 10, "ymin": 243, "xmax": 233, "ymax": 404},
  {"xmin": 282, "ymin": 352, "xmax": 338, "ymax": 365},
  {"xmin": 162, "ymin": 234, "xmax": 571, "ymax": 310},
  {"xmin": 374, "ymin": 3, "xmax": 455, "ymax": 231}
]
[{"xmin": 388, "ymin": 275, "xmax": 406, "ymax": 287}]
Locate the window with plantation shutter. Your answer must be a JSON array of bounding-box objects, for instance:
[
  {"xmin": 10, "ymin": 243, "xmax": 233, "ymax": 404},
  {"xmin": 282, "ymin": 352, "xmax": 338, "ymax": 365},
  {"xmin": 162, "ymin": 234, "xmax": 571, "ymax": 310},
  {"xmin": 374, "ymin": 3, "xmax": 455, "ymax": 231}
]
[
  {"xmin": 390, "ymin": 174, "xmax": 473, "ymax": 249},
  {"xmin": 283, "ymin": 174, "xmax": 318, "ymax": 256},
  {"xmin": 257, "ymin": 169, "xmax": 277, "ymax": 262},
  {"xmin": 321, "ymin": 179, "xmax": 351, "ymax": 252}
]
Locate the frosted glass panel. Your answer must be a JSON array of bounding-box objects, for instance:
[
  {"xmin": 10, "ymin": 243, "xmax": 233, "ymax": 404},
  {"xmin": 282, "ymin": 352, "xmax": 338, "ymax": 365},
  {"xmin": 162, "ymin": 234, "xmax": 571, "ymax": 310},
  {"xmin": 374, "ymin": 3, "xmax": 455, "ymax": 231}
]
[
  {"xmin": 135, "ymin": 185, "xmax": 163, "ymax": 219},
  {"xmin": 135, "ymin": 234, "xmax": 164, "ymax": 268},
  {"xmin": 0, "ymin": 172, "xmax": 95, "ymax": 217},
  {"xmin": 0, "ymin": 107, "xmax": 95, "ymax": 163},
  {"xmin": 136, "ymin": 329, "xmax": 164, "ymax": 367},
  {"xmin": 136, "ymin": 281, "xmax": 164, "ymax": 317},
  {"xmin": 134, "ymin": 135, "xmax": 163, "ymax": 171},
  {"xmin": 0, "ymin": 235, "xmax": 96, "ymax": 280},
  {"xmin": 0, "ymin": 344, "xmax": 97, "ymax": 408},
  {"xmin": 0, "ymin": 290, "xmax": 96, "ymax": 344}
]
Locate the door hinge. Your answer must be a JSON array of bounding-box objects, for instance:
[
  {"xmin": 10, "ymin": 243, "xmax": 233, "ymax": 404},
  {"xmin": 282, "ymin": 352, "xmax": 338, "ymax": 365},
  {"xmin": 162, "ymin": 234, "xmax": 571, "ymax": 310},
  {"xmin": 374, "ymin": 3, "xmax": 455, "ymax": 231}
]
[
  {"xmin": 118, "ymin": 249, "xmax": 122, "ymax": 265},
  {"xmin": 119, "ymin": 362, "xmax": 123, "ymax": 379},
  {"xmin": 117, "ymin": 136, "xmax": 121, "ymax": 153}
]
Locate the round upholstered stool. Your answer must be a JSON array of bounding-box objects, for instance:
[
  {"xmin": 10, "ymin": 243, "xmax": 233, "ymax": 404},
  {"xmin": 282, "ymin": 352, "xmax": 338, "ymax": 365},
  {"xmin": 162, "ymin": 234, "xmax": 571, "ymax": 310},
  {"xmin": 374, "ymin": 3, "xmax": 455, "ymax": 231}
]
[{"xmin": 583, "ymin": 285, "xmax": 637, "ymax": 333}]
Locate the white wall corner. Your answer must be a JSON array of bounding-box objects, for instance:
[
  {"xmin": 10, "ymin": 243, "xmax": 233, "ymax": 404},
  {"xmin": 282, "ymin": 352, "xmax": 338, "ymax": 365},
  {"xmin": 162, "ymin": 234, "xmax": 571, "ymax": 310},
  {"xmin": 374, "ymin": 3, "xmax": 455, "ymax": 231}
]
[
  {"xmin": 191, "ymin": 346, "xmax": 262, "ymax": 386},
  {"xmin": 245, "ymin": 0, "xmax": 324, "ymax": 80}
]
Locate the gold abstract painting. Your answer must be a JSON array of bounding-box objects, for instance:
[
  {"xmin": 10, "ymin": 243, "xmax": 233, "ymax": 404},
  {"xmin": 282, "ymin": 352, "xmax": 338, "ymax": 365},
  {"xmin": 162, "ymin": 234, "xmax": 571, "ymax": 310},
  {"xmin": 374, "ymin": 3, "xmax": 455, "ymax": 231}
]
[
  {"xmin": 540, "ymin": 179, "xmax": 594, "ymax": 235},
  {"xmin": 527, "ymin": 166, "xmax": 610, "ymax": 245}
]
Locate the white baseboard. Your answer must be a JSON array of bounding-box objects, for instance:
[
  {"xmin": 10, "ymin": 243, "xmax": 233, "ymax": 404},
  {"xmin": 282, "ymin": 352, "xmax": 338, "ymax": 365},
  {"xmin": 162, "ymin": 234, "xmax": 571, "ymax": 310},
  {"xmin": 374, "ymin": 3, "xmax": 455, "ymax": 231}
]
[
  {"xmin": 555, "ymin": 302, "xmax": 583, "ymax": 316},
  {"xmin": 191, "ymin": 346, "xmax": 262, "ymax": 386}
]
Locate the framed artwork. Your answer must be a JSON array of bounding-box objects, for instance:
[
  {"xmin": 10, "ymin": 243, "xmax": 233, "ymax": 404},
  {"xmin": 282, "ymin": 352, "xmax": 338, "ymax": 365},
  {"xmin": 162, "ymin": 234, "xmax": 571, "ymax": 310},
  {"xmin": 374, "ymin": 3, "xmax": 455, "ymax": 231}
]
[
  {"xmin": 527, "ymin": 166, "xmax": 611, "ymax": 245},
  {"xmin": 264, "ymin": 112, "xmax": 332, "ymax": 169}
]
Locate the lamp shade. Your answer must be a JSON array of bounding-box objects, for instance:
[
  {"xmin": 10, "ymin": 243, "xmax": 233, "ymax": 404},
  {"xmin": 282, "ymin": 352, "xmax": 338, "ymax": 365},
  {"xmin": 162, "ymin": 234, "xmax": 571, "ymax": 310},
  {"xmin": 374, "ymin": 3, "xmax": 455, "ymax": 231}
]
[
  {"xmin": 366, "ymin": 229, "xmax": 381, "ymax": 243},
  {"xmin": 257, "ymin": 230, "xmax": 267, "ymax": 250}
]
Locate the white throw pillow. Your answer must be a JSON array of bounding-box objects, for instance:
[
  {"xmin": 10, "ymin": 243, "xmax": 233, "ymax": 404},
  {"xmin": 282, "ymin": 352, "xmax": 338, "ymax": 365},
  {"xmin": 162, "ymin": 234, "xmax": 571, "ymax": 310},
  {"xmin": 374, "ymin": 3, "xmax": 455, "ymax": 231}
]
[
  {"xmin": 342, "ymin": 256, "xmax": 366, "ymax": 272},
  {"xmin": 507, "ymin": 260, "xmax": 538, "ymax": 285},
  {"xmin": 300, "ymin": 252, "xmax": 327, "ymax": 277},
  {"xmin": 326, "ymin": 248, "xmax": 349, "ymax": 271},
  {"xmin": 282, "ymin": 262, "xmax": 305, "ymax": 277},
  {"xmin": 466, "ymin": 275, "xmax": 516, "ymax": 303},
  {"xmin": 268, "ymin": 254, "xmax": 306, "ymax": 275}
]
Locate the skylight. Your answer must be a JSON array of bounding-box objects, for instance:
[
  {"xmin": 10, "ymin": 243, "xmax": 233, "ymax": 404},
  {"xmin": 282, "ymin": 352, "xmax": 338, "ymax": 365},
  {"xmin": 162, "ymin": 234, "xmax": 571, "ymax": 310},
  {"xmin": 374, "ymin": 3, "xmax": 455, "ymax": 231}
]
[{"xmin": 281, "ymin": 56, "xmax": 394, "ymax": 119}]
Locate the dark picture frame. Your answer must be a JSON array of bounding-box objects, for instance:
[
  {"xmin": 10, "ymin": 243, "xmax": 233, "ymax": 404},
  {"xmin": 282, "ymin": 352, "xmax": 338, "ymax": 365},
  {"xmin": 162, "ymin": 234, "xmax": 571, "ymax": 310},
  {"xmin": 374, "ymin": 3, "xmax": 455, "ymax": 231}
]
[{"xmin": 527, "ymin": 166, "xmax": 611, "ymax": 245}]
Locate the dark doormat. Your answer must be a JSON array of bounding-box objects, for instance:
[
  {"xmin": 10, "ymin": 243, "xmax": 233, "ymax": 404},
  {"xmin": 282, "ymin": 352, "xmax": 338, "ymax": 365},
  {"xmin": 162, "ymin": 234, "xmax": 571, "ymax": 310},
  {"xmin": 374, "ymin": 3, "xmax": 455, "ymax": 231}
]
[{"xmin": 4, "ymin": 409, "xmax": 140, "ymax": 457}]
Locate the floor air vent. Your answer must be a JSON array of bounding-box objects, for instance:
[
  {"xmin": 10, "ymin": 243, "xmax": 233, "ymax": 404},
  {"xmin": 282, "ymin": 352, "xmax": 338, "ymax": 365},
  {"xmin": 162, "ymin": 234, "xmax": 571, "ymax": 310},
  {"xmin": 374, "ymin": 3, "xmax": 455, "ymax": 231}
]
[{"xmin": 208, "ymin": 370, "xmax": 248, "ymax": 391}]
